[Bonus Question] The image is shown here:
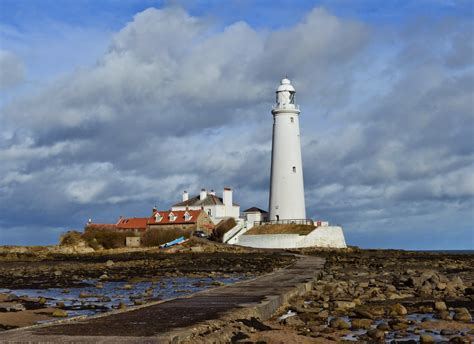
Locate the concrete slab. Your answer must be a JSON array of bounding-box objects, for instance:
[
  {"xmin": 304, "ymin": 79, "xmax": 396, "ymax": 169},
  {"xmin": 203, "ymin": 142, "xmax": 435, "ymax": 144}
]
[{"xmin": 0, "ymin": 254, "xmax": 325, "ymax": 343}]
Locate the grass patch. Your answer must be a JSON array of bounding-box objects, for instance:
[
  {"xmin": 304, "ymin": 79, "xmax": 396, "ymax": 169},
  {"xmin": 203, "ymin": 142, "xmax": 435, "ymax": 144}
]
[
  {"xmin": 211, "ymin": 218, "xmax": 237, "ymax": 242},
  {"xmin": 141, "ymin": 228, "xmax": 191, "ymax": 247},
  {"xmin": 82, "ymin": 228, "xmax": 137, "ymax": 249},
  {"xmin": 244, "ymin": 224, "xmax": 315, "ymax": 235}
]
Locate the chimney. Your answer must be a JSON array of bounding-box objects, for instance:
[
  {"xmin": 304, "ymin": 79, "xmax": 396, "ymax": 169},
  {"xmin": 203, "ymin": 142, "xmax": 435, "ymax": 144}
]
[
  {"xmin": 200, "ymin": 188, "xmax": 207, "ymax": 200},
  {"xmin": 209, "ymin": 189, "xmax": 215, "ymax": 196},
  {"xmin": 182, "ymin": 190, "xmax": 189, "ymax": 202},
  {"xmin": 152, "ymin": 206, "xmax": 157, "ymax": 214},
  {"xmin": 223, "ymin": 187, "xmax": 232, "ymax": 207}
]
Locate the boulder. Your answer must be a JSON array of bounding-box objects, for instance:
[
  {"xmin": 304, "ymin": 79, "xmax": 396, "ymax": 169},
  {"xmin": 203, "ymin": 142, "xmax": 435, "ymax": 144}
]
[
  {"xmin": 420, "ymin": 334, "xmax": 435, "ymax": 343},
  {"xmin": 52, "ymin": 309, "xmax": 68, "ymax": 317},
  {"xmin": 105, "ymin": 260, "xmax": 114, "ymax": 267},
  {"xmin": 351, "ymin": 318, "xmax": 372, "ymax": 330},
  {"xmin": 329, "ymin": 317, "xmax": 350, "ymax": 330},
  {"xmin": 453, "ymin": 308, "xmax": 472, "ymax": 322},
  {"xmin": 283, "ymin": 315, "xmax": 305, "ymax": 327},
  {"xmin": 366, "ymin": 329, "xmax": 385, "ymax": 341},
  {"xmin": 434, "ymin": 301, "xmax": 447, "ymax": 311},
  {"xmin": 354, "ymin": 307, "xmax": 374, "ymax": 319},
  {"xmin": 389, "ymin": 319, "xmax": 409, "ymax": 330},
  {"xmin": 389, "ymin": 303, "xmax": 407, "ymax": 316},
  {"xmin": 333, "ymin": 300, "xmax": 356, "ymax": 310}
]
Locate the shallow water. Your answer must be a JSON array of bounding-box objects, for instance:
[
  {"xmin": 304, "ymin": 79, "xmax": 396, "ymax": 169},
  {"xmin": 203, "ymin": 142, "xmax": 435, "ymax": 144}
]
[
  {"xmin": 329, "ymin": 313, "xmax": 471, "ymax": 343},
  {"xmin": 3, "ymin": 275, "xmax": 250, "ymax": 321}
]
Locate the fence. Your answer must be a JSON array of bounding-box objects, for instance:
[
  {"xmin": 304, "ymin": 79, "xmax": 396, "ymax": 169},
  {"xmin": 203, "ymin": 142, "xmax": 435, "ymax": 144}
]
[{"xmin": 254, "ymin": 219, "xmax": 314, "ymax": 226}]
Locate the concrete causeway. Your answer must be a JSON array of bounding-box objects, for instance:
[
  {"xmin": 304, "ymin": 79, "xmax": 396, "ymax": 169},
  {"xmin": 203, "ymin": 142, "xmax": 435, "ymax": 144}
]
[{"xmin": 1, "ymin": 254, "xmax": 325, "ymax": 343}]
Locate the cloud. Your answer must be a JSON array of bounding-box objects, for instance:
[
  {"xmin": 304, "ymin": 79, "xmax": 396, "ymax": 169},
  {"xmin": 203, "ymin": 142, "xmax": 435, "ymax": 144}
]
[
  {"xmin": 0, "ymin": 50, "xmax": 25, "ymax": 90},
  {"xmin": 0, "ymin": 6, "xmax": 472, "ymax": 249}
]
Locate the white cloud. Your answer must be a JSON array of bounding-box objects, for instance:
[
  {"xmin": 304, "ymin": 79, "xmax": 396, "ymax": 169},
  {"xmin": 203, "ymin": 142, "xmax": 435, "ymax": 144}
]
[
  {"xmin": 0, "ymin": 6, "xmax": 472, "ymax": 248},
  {"xmin": 0, "ymin": 50, "xmax": 25, "ymax": 89}
]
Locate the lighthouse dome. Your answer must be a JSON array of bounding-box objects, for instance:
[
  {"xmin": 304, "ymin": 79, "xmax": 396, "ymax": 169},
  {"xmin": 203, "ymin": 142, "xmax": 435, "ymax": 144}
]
[{"xmin": 277, "ymin": 78, "xmax": 295, "ymax": 92}]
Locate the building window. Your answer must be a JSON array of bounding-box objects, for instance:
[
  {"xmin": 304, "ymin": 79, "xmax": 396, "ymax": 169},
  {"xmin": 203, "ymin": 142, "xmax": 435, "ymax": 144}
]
[
  {"xmin": 276, "ymin": 215, "xmax": 279, "ymax": 221},
  {"xmin": 155, "ymin": 213, "xmax": 162, "ymax": 222},
  {"xmin": 290, "ymin": 117, "xmax": 294, "ymax": 123},
  {"xmin": 169, "ymin": 212, "xmax": 177, "ymax": 222},
  {"xmin": 207, "ymin": 209, "xmax": 212, "ymax": 216},
  {"xmin": 292, "ymin": 166, "xmax": 296, "ymax": 173},
  {"xmin": 184, "ymin": 211, "xmax": 192, "ymax": 221}
]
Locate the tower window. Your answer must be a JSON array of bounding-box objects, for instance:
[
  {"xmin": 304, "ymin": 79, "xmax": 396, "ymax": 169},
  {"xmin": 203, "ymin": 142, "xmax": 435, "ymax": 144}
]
[
  {"xmin": 290, "ymin": 117, "xmax": 294, "ymax": 123},
  {"xmin": 292, "ymin": 166, "xmax": 296, "ymax": 173}
]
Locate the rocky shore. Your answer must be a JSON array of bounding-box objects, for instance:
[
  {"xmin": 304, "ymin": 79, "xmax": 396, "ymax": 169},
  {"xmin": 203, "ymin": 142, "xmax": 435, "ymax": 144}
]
[
  {"xmin": 197, "ymin": 249, "xmax": 474, "ymax": 343},
  {"xmin": 0, "ymin": 242, "xmax": 294, "ymax": 330},
  {"xmin": 1, "ymin": 245, "xmax": 472, "ymax": 343}
]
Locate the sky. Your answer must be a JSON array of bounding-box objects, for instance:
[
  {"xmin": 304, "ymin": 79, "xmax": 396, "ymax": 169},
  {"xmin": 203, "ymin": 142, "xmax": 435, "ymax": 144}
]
[{"xmin": 0, "ymin": 0, "xmax": 473, "ymax": 249}]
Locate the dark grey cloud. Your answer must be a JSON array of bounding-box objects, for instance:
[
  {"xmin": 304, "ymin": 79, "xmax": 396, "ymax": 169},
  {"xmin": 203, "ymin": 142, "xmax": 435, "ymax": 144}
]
[{"xmin": 0, "ymin": 6, "xmax": 472, "ymax": 248}]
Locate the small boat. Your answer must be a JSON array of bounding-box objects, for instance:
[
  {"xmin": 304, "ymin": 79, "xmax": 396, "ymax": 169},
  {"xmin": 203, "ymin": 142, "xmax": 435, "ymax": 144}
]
[{"xmin": 160, "ymin": 236, "xmax": 186, "ymax": 248}]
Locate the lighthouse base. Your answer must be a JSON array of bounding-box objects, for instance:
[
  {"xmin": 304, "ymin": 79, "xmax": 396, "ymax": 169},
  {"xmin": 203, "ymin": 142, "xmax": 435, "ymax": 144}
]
[{"xmin": 236, "ymin": 225, "xmax": 347, "ymax": 249}]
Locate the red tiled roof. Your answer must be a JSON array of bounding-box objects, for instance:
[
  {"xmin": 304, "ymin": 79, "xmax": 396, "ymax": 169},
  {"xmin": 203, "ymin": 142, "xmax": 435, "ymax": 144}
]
[
  {"xmin": 116, "ymin": 217, "xmax": 149, "ymax": 230},
  {"xmin": 86, "ymin": 210, "xmax": 205, "ymax": 232},
  {"xmin": 86, "ymin": 224, "xmax": 118, "ymax": 231},
  {"xmin": 149, "ymin": 210, "xmax": 202, "ymax": 225}
]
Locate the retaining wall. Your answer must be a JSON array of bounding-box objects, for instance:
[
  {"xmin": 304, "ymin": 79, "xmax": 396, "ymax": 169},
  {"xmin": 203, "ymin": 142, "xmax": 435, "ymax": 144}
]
[{"xmin": 237, "ymin": 226, "xmax": 346, "ymax": 249}]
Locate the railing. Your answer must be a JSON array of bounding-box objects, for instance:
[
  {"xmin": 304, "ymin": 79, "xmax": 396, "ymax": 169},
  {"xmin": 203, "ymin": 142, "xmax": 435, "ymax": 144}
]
[
  {"xmin": 254, "ymin": 219, "xmax": 314, "ymax": 226},
  {"xmin": 223, "ymin": 220, "xmax": 246, "ymax": 244},
  {"xmin": 272, "ymin": 104, "xmax": 300, "ymax": 110}
]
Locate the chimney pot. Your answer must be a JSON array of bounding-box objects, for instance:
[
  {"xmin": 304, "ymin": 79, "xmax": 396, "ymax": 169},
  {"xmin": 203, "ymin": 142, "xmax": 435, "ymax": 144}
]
[{"xmin": 182, "ymin": 190, "xmax": 189, "ymax": 202}]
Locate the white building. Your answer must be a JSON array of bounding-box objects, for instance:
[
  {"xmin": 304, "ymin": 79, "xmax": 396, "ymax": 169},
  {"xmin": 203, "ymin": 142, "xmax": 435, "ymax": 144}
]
[
  {"xmin": 171, "ymin": 188, "xmax": 240, "ymax": 223},
  {"xmin": 243, "ymin": 207, "xmax": 268, "ymax": 227},
  {"xmin": 268, "ymin": 78, "xmax": 306, "ymax": 221}
]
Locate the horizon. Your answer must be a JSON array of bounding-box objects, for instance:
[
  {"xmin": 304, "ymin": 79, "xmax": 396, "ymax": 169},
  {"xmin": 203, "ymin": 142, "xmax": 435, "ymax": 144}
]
[{"xmin": 0, "ymin": 0, "xmax": 473, "ymax": 250}]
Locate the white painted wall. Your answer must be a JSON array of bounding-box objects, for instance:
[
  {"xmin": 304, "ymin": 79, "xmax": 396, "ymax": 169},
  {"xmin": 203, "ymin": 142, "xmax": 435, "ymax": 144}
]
[
  {"xmin": 245, "ymin": 212, "xmax": 262, "ymax": 228},
  {"xmin": 269, "ymin": 79, "xmax": 306, "ymax": 221},
  {"xmin": 236, "ymin": 226, "xmax": 346, "ymax": 249}
]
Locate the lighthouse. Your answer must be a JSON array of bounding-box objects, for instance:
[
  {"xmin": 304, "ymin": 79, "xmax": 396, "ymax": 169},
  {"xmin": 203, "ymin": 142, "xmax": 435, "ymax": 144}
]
[{"xmin": 268, "ymin": 78, "xmax": 306, "ymax": 221}]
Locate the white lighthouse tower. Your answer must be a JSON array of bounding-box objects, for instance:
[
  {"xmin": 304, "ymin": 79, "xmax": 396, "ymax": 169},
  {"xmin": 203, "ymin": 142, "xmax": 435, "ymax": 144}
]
[{"xmin": 269, "ymin": 78, "xmax": 306, "ymax": 221}]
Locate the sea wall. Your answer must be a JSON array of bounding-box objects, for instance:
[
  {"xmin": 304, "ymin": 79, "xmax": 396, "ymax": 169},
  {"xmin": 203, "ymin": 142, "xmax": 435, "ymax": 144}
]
[{"xmin": 236, "ymin": 226, "xmax": 346, "ymax": 249}]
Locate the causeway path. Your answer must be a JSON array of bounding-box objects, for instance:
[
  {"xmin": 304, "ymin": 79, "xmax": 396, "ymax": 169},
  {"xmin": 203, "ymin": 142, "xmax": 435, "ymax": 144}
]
[{"xmin": 1, "ymin": 254, "xmax": 325, "ymax": 343}]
